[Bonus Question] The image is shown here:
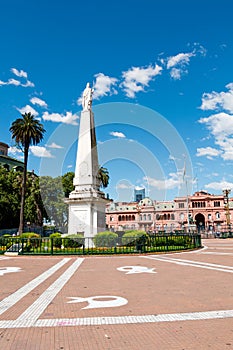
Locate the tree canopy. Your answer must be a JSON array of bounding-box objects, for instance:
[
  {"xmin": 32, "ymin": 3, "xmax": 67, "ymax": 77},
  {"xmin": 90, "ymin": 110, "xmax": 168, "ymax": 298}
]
[{"xmin": 9, "ymin": 112, "xmax": 46, "ymax": 234}]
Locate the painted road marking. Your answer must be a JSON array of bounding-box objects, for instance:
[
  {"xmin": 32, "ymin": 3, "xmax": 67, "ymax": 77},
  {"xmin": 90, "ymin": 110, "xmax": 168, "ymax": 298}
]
[
  {"xmin": 200, "ymin": 252, "xmax": 233, "ymax": 256},
  {"xmin": 0, "ymin": 258, "xmax": 70, "ymax": 316},
  {"xmin": 0, "ymin": 309, "xmax": 233, "ymax": 328},
  {"xmin": 207, "ymin": 247, "xmax": 233, "ymax": 250},
  {"xmin": 142, "ymin": 256, "xmax": 233, "ymax": 273},
  {"xmin": 67, "ymin": 295, "xmax": 128, "ymax": 309},
  {"xmin": 15, "ymin": 258, "xmax": 84, "ymax": 327},
  {"xmin": 0, "ymin": 267, "xmax": 22, "ymax": 276},
  {"xmin": 117, "ymin": 266, "xmax": 156, "ymax": 274}
]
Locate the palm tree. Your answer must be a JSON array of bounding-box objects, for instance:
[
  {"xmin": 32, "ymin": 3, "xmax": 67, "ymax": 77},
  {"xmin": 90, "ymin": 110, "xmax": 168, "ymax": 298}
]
[
  {"xmin": 10, "ymin": 112, "xmax": 45, "ymax": 235},
  {"xmin": 98, "ymin": 166, "xmax": 109, "ymax": 188}
]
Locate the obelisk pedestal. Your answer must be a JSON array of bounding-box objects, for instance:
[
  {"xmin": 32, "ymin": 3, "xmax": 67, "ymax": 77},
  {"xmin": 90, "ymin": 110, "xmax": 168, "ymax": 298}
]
[{"xmin": 66, "ymin": 84, "xmax": 109, "ymax": 244}]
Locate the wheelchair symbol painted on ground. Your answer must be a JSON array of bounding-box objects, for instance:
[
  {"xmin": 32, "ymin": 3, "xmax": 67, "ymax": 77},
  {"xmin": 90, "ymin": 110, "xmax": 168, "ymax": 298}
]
[
  {"xmin": 0, "ymin": 267, "xmax": 22, "ymax": 276},
  {"xmin": 67, "ymin": 295, "xmax": 128, "ymax": 309},
  {"xmin": 117, "ymin": 266, "xmax": 156, "ymax": 274}
]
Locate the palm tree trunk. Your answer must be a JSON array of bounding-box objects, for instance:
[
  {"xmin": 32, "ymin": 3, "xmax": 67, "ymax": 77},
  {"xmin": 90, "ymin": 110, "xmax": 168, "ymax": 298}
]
[{"xmin": 18, "ymin": 145, "xmax": 29, "ymax": 235}]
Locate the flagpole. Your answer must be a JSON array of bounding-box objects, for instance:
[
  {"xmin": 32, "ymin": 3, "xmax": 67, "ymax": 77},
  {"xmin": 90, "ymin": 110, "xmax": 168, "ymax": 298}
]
[{"xmin": 183, "ymin": 159, "xmax": 190, "ymax": 233}]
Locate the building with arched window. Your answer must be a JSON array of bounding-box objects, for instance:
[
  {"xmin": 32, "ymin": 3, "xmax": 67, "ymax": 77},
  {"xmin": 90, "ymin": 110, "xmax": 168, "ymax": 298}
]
[
  {"xmin": 106, "ymin": 191, "xmax": 233, "ymax": 234},
  {"xmin": 0, "ymin": 142, "xmax": 24, "ymax": 171}
]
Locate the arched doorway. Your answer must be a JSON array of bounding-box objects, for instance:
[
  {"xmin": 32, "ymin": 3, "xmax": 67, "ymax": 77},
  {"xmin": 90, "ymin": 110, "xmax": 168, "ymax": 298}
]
[{"xmin": 195, "ymin": 213, "xmax": 205, "ymax": 232}]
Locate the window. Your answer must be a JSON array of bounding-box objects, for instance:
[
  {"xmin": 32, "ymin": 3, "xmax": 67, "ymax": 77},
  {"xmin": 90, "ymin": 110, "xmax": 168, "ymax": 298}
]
[
  {"xmin": 180, "ymin": 213, "xmax": 184, "ymax": 221},
  {"xmin": 171, "ymin": 214, "xmax": 175, "ymax": 220},
  {"xmin": 148, "ymin": 214, "xmax": 151, "ymax": 221},
  {"xmin": 179, "ymin": 203, "xmax": 185, "ymax": 208},
  {"xmin": 215, "ymin": 212, "xmax": 220, "ymax": 219},
  {"xmin": 208, "ymin": 214, "xmax": 212, "ymax": 220},
  {"xmin": 214, "ymin": 201, "xmax": 220, "ymax": 207}
]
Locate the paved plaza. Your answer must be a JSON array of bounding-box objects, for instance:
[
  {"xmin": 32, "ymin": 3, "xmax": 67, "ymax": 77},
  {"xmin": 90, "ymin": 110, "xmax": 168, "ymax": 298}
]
[{"xmin": 0, "ymin": 239, "xmax": 233, "ymax": 349}]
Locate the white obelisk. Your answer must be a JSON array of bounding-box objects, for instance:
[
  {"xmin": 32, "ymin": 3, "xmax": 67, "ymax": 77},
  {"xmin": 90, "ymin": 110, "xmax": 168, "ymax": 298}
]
[{"xmin": 67, "ymin": 83, "xmax": 109, "ymax": 241}]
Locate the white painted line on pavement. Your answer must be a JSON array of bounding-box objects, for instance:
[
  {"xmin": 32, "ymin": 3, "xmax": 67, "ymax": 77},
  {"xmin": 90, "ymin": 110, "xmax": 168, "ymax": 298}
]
[
  {"xmin": 141, "ymin": 256, "xmax": 233, "ymax": 273},
  {"xmin": 15, "ymin": 258, "xmax": 84, "ymax": 327},
  {"xmin": 0, "ymin": 258, "xmax": 70, "ymax": 316},
  {"xmin": 162, "ymin": 257, "xmax": 233, "ymax": 270},
  {"xmin": 200, "ymin": 252, "xmax": 233, "ymax": 256},
  {"xmin": 0, "ymin": 309, "xmax": 233, "ymax": 328},
  {"xmin": 206, "ymin": 247, "xmax": 233, "ymax": 250}
]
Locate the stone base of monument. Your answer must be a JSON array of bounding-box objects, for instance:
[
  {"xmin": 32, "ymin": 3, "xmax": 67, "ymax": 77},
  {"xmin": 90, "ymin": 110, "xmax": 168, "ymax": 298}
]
[{"xmin": 66, "ymin": 190, "xmax": 108, "ymax": 246}]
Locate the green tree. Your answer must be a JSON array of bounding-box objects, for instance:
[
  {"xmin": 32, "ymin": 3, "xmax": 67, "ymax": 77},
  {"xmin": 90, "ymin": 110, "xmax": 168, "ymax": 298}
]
[
  {"xmin": 0, "ymin": 168, "xmax": 20, "ymax": 229},
  {"xmin": 62, "ymin": 172, "xmax": 74, "ymax": 197},
  {"xmin": 98, "ymin": 166, "xmax": 109, "ymax": 188},
  {"xmin": 39, "ymin": 176, "xmax": 68, "ymax": 228},
  {"xmin": 9, "ymin": 112, "xmax": 45, "ymax": 235},
  {"xmin": 24, "ymin": 173, "xmax": 48, "ymax": 226}
]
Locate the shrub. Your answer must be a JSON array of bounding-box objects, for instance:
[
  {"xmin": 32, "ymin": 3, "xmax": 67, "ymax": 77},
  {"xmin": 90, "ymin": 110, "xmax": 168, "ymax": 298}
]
[
  {"xmin": 20, "ymin": 232, "xmax": 40, "ymax": 249},
  {"xmin": 122, "ymin": 230, "xmax": 147, "ymax": 246},
  {"xmin": 50, "ymin": 232, "xmax": 62, "ymax": 248},
  {"xmin": 63, "ymin": 234, "xmax": 84, "ymax": 248},
  {"xmin": 93, "ymin": 231, "xmax": 118, "ymax": 247}
]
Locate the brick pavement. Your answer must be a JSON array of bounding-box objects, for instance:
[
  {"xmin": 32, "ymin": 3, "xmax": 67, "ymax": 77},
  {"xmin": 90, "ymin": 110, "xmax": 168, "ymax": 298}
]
[{"xmin": 0, "ymin": 239, "xmax": 233, "ymax": 349}]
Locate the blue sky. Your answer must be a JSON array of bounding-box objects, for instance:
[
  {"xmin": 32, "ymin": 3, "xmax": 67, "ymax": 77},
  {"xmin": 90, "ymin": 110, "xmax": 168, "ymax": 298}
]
[{"xmin": 1, "ymin": 0, "xmax": 233, "ymax": 201}]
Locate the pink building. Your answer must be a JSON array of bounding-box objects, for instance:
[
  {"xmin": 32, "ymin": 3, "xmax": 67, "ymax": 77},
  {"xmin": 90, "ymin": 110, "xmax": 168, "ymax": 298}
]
[{"xmin": 106, "ymin": 191, "xmax": 233, "ymax": 233}]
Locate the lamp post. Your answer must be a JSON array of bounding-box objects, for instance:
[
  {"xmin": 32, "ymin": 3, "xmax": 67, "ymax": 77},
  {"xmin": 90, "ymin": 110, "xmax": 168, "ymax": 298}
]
[
  {"xmin": 223, "ymin": 189, "xmax": 231, "ymax": 233},
  {"xmin": 136, "ymin": 204, "xmax": 141, "ymax": 230}
]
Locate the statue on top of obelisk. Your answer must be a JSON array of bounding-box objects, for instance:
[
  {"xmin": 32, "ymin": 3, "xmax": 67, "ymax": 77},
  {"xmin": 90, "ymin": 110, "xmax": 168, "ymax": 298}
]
[{"xmin": 82, "ymin": 82, "xmax": 94, "ymax": 111}]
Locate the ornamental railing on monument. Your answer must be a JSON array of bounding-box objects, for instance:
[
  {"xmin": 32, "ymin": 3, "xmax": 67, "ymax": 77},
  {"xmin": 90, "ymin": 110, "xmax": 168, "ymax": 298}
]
[{"xmin": 0, "ymin": 234, "xmax": 202, "ymax": 255}]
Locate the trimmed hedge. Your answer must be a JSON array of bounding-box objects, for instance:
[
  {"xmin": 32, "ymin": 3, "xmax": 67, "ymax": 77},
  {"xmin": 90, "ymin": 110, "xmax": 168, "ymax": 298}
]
[
  {"xmin": 122, "ymin": 230, "xmax": 148, "ymax": 246},
  {"xmin": 50, "ymin": 232, "xmax": 62, "ymax": 248},
  {"xmin": 63, "ymin": 234, "xmax": 84, "ymax": 248},
  {"xmin": 93, "ymin": 231, "xmax": 118, "ymax": 247}
]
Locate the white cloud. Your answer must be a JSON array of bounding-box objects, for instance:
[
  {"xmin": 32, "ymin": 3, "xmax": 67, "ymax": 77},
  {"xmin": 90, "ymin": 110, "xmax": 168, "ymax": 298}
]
[
  {"xmin": 169, "ymin": 68, "xmax": 183, "ymax": 80},
  {"xmin": 144, "ymin": 172, "xmax": 183, "ymax": 190},
  {"xmin": 166, "ymin": 51, "xmax": 195, "ymax": 80},
  {"xmin": 30, "ymin": 146, "xmax": 53, "ymax": 158},
  {"xmin": 0, "ymin": 78, "xmax": 34, "ymax": 88},
  {"xmin": 77, "ymin": 74, "xmax": 118, "ymax": 105},
  {"xmin": 8, "ymin": 146, "xmax": 22, "ymax": 154},
  {"xmin": 196, "ymin": 146, "xmax": 221, "ymax": 159},
  {"xmin": 199, "ymin": 113, "xmax": 233, "ymax": 138},
  {"xmin": 135, "ymin": 186, "xmax": 145, "ymax": 190},
  {"xmin": 8, "ymin": 79, "xmax": 21, "ymax": 86},
  {"xmin": 8, "ymin": 146, "xmax": 23, "ymax": 160},
  {"xmin": 11, "ymin": 68, "xmax": 28, "ymax": 78},
  {"xmin": 47, "ymin": 142, "xmax": 63, "ymax": 149},
  {"xmin": 121, "ymin": 64, "xmax": 162, "ymax": 98},
  {"xmin": 17, "ymin": 105, "xmax": 39, "ymax": 117},
  {"xmin": 205, "ymin": 181, "xmax": 233, "ymax": 191},
  {"xmin": 110, "ymin": 131, "xmax": 126, "ymax": 138},
  {"xmin": 200, "ymin": 83, "xmax": 233, "ymax": 113},
  {"xmin": 30, "ymin": 97, "xmax": 48, "ymax": 108},
  {"xmin": 198, "ymin": 112, "xmax": 233, "ymax": 161},
  {"xmin": 117, "ymin": 183, "xmax": 133, "ymax": 189},
  {"xmin": 0, "ymin": 68, "xmax": 35, "ymax": 87},
  {"xmin": 23, "ymin": 80, "xmax": 35, "ymax": 87},
  {"xmin": 42, "ymin": 111, "xmax": 79, "ymax": 125},
  {"xmin": 93, "ymin": 73, "xmax": 118, "ymax": 99},
  {"xmin": 167, "ymin": 52, "xmax": 194, "ymax": 69}
]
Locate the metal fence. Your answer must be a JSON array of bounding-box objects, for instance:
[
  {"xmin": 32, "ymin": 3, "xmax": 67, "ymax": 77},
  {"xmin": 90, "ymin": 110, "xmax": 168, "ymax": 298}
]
[{"xmin": 0, "ymin": 234, "xmax": 202, "ymax": 256}]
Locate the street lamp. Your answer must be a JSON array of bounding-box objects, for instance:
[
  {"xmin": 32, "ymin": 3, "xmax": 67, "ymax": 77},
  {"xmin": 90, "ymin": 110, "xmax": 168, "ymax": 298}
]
[{"xmin": 223, "ymin": 189, "xmax": 231, "ymax": 233}]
